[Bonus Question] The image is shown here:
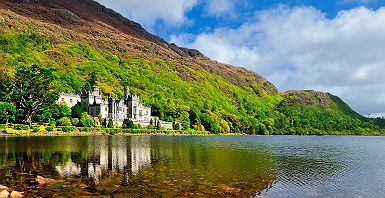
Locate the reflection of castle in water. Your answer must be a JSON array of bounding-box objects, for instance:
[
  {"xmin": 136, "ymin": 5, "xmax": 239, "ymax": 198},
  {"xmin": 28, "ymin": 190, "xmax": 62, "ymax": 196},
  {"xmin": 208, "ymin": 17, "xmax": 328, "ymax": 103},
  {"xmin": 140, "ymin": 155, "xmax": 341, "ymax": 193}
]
[{"xmin": 56, "ymin": 136, "xmax": 151, "ymax": 181}]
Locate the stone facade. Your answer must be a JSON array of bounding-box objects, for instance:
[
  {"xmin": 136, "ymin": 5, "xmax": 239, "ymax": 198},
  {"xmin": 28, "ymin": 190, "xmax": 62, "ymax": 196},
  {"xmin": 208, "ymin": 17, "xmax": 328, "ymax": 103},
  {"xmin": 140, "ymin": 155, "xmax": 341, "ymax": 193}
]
[
  {"xmin": 58, "ymin": 86, "xmax": 154, "ymax": 127},
  {"xmin": 58, "ymin": 93, "xmax": 81, "ymax": 108}
]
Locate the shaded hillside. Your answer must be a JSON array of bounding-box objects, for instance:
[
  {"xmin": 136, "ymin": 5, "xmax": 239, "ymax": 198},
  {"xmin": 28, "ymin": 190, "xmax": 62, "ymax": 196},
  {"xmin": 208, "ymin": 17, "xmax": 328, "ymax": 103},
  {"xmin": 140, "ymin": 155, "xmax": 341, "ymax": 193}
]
[{"xmin": 0, "ymin": 0, "xmax": 383, "ymax": 135}]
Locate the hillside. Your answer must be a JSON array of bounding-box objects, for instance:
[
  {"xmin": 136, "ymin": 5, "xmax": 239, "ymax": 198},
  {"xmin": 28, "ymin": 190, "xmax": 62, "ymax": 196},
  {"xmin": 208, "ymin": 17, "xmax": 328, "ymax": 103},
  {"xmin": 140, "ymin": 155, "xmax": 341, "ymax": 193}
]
[{"xmin": 0, "ymin": 0, "xmax": 383, "ymax": 135}]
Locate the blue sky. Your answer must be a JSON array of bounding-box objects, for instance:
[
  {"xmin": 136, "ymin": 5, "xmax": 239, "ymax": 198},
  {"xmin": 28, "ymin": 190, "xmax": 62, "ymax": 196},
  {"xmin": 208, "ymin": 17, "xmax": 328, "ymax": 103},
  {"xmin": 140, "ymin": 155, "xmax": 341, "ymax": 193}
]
[
  {"xmin": 95, "ymin": 0, "xmax": 385, "ymax": 117},
  {"xmin": 151, "ymin": 0, "xmax": 384, "ymax": 40}
]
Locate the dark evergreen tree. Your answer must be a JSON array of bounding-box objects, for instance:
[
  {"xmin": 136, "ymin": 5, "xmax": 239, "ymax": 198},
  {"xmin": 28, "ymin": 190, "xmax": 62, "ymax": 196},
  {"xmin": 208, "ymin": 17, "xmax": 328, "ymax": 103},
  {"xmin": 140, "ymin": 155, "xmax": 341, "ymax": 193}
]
[{"xmin": 12, "ymin": 65, "xmax": 59, "ymax": 125}]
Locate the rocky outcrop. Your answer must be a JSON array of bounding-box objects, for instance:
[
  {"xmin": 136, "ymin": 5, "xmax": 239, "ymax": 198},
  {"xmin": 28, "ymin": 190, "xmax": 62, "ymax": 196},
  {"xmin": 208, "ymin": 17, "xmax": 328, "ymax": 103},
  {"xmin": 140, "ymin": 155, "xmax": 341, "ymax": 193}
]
[
  {"xmin": 281, "ymin": 90, "xmax": 331, "ymax": 108},
  {"xmin": 0, "ymin": 190, "xmax": 9, "ymax": 198},
  {"xmin": 10, "ymin": 191, "xmax": 24, "ymax": 198}
]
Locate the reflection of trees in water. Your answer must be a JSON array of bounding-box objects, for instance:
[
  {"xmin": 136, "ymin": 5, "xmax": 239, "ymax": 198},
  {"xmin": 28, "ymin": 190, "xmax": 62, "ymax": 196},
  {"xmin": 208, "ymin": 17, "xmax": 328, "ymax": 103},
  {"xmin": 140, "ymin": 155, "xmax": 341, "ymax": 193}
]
[{"xmin": 0, "ymin": 136, "xmax": 278, "ymax": 197}]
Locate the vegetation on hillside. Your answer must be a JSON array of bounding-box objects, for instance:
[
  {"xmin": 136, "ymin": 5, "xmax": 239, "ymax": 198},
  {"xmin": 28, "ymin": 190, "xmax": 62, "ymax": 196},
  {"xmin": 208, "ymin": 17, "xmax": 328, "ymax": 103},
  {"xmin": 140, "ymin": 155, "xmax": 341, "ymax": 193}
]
[{"xmin": 0, "ymin": 18, "xmax": 384, "ymax": 135}]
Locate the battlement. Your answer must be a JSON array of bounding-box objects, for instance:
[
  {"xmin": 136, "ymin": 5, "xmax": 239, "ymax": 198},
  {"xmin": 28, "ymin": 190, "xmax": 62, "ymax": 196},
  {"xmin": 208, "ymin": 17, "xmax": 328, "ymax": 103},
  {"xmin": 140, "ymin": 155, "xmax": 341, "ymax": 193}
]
[{"xmin": 131, "ymin": 94, "xmax": 139, "ymax": 101}]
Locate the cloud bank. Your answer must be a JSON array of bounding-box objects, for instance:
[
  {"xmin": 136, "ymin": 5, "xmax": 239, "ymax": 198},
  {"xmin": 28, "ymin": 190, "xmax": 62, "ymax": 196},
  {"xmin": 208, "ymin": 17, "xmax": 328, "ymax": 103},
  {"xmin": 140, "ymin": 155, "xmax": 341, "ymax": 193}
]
[
  {"xmin": 95, "ymin": 0, "xmax": 199, "ymax": 28},
  {"xmin": 171, "ymin": 6, "xmax": 385, "ymax": 116}
]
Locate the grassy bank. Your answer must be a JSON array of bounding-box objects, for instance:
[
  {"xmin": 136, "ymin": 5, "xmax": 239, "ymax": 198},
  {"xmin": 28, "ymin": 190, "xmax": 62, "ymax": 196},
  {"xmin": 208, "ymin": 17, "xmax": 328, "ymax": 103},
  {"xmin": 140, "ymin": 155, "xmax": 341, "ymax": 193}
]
[
  {"xmin": 0, "ymin": 123, "xmax": 214, "ymax": 136},
  {"xmin": 1, "ymin": 124, "xmax": 384, "ymax": 137}
]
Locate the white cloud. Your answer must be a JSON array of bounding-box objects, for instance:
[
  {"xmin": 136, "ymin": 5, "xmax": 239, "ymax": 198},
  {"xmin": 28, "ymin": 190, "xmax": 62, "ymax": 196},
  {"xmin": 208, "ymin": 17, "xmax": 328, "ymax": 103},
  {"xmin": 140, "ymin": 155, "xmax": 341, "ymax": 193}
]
[
  {"xmin": 171, "ymin": 6, "xmax": 385, "ymax": 115},
  {"xmin": 95, "ymin": 0, "xmax": 199, "ymax": 28},
  {"xmin": 204, "ymin": 0, "xmax": 235, "ymax": 17}
]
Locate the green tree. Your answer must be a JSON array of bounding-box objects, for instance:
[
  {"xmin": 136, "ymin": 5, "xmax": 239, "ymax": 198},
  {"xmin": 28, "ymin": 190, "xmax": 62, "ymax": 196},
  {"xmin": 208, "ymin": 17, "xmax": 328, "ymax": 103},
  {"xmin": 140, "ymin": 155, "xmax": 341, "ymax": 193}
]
[
  {"xmin": 51, "ymin": 103, "xmax": 71, "ymax": 119},
  {"xmin": 58, "ymin": 117, "xmax": 71, "ymax": 126},
  {"xmin": 107, "ymin": 118, "xmax": 114, "ymax": 128},
  {"xmin": 97, "ymin": 114, "xmax": 104, "ymax": 126},
  {"xmin": 71, "ymin": 118, "xmax": 79, "ymax": 126},
  {"xmin": 220, "ymin": 119, "xmax": 230, "ymax": 133},
  {"xmin": 0, "ymin": 65, "xmax": 13, "ymax": 102},
  {"xmin": 0, "ymin": 102, "xmax": 16, "ymax": 125},
  {"xmin": 181, "ymin": 117, "xmax": 191, "ymax": 130},
  {"xmin": 200, "ymin": 113, "xmax": 219, "ymax": 133},
  {"xmin": 71, "ymin": 104, "xmax": 83, "ymax": 119},
  {"xmin": 12, "ymin": 65, "xmax": 59, "ymax": 125},
  {"xmin": 189, "ymin": 107, "xmax": 201, "ymax": 125},
  {"xmin": 80, "ymin": 112, "xmax": 95, "ymax": 127}
]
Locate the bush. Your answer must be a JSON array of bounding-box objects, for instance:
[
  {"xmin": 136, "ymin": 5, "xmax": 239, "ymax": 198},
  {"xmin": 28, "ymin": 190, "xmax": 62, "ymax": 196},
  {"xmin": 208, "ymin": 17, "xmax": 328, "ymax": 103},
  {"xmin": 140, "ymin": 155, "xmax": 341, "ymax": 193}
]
[
  {"xmin": 80, "ymin": 112, "xmax": 95, "ymax": 127},
  {"xmin": 32, "ymin": 126, "xmax": 40, "ymax": 133},
  {"xmin": 14, "ymin": 124, "xmax": 29, "ymax": 130},
  {"xmin": 58, "ymin": 117, "xmax": 71, "ymax": 126},
  {"xmin": 62, "ymin": 126, "xmax": 73, "ymax": 132},
  {"xmin": 7, "ymin": 123, "xmax": 14, "ymax": 129},
  {"xmin": 71, "ymin": 118, "xmax": 79, "ymax": 126},
  {"xmin": 49, "ymin": 119, "xmax": 56, "ymax": 127},
  {"xmin": 108, "ymin": 118, "xmax": 114, "ymax": 128},
  {"xmin": 46, "ymin": 126, "xmax": 54, "ymax": 131}
]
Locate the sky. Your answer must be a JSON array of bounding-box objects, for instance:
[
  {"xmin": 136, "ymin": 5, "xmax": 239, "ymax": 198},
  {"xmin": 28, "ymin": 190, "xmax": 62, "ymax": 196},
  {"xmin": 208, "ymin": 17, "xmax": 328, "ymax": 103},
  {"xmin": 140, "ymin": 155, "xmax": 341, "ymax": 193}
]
[{"xmin": 95, "ymin": 0, "xmax": 385, "ymax": 117}]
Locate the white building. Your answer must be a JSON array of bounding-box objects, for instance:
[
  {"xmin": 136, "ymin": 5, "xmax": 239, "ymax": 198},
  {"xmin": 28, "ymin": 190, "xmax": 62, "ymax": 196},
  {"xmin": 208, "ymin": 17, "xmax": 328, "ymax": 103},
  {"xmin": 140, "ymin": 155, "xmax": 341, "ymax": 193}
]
[{"xmin": 58, "ymin": 86, "xmax": 152, "ymax": 126}]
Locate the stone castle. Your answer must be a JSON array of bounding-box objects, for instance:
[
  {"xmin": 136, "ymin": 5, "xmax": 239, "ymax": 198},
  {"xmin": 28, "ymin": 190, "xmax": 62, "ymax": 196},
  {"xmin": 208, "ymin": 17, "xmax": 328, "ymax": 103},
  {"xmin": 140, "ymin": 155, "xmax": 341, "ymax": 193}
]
[{"xmin": 58, "ymin": 86, "xmax": 174, "ymax": 128}]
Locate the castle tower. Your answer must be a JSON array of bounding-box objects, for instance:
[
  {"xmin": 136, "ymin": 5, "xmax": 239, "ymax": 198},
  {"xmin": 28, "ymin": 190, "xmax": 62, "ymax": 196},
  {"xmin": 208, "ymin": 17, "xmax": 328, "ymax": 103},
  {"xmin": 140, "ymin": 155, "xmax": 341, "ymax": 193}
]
[
  {"xmin": 92, "ymin": 86, "xmax": 100, "ymax": 96},
  {"xmin": 124, "ymin": 86, "xmax": 130, "ymax": 101}
]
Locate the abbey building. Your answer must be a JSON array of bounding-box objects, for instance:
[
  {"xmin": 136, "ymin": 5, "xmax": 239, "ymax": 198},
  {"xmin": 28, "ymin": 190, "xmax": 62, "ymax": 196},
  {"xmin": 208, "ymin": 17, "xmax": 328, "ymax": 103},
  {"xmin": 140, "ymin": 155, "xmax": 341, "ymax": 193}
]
[{"xmin": 58, "ymin": 86, "xmax": 154, "ymax": 127}]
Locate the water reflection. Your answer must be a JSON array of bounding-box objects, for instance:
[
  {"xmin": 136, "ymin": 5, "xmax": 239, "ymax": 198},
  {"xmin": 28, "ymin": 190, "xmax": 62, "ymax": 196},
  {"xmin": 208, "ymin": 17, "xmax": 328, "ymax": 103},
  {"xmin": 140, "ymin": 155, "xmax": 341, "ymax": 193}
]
[
  {"xmin": 54, "ymin": 136, "xmax": 151, "ymax": 182},
  {"xmin": 2, "ymin": 136, "xmax": 382, "ymax": 197},
  {"xmin": 0, "ymin": 136, "xmax": 277, "ymax": 197}
]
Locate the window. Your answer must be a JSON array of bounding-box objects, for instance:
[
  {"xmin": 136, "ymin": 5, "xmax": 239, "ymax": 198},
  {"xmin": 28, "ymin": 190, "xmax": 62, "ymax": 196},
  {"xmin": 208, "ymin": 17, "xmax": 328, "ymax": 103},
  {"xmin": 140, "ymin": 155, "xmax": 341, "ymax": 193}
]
[
  {"xmin": 70, "ymin": 99, "xmax": 73, "ymax": 103},
  {"xmin": 61, "ymin": 98, "xmax": 64, "ymax": 102}
]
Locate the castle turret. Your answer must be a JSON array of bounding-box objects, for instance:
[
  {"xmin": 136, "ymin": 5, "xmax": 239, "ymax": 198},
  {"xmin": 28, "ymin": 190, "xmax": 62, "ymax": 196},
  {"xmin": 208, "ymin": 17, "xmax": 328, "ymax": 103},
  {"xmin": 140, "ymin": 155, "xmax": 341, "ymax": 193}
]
[
  {"xmin": 124, "ymin": 86, "xmax": 130, "ymax": 100},
  {"xmin": 92, "ymin": 86, "xmax": 100, "ymax": 96}
]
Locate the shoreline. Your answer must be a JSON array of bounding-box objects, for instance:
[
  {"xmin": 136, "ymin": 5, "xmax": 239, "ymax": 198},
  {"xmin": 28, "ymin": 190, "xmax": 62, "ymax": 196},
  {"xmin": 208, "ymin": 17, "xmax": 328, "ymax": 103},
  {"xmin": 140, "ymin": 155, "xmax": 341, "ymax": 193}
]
[
  {"xmin": 0, "ymin": 131, "xmax": 245, "ymax": 137},
  {"xmin": 0, "ymin": 132, "xmax": 384, "ymax": 137}
]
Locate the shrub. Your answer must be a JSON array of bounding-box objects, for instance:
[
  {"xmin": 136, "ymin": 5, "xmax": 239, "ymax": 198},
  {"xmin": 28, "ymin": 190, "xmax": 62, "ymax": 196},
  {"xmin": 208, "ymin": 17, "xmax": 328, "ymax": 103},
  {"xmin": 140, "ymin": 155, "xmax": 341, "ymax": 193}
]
[
  {"xmin": 14, "ymin": 124, "xmax": 29, "ymax": 130},
  {"xmin": 108, "ymin": 118, "xmax": 114, "ymax": 128},
  {"xmin": 71, "ymin": 118, "xmax": 79, "ymax": 126},
  {"xmin": 32, "ymin": 126, "xmax": 40, "ymax": 133},
  {"xmin": 62, "ymin": 126, "xmax": 72, "ymax": 132},
  {"xmin": 46, "ymin": 126, "xmax": 54, "ymax": 131},
  {"xmin": 80, "ymin": 112, "xmax": 95, "ymax": 127},
  {"xmin": 58, "ymin": 117, "xmax": 72, "ymax": 126},
  {"xmin": 7, "ymin": 123, "xmax": 14, "ymax": 129},
  {"xmin": 49, "ymin": 118, "xmax": 56, "ymax": 127}
]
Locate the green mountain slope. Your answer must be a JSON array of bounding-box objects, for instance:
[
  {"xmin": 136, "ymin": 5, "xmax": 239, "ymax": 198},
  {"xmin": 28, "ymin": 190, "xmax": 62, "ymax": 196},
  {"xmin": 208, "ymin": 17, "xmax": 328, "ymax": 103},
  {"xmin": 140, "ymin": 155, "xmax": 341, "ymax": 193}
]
[{"xmin": 0, "ymin": 2, "xmax": 383, "ymax": 135}]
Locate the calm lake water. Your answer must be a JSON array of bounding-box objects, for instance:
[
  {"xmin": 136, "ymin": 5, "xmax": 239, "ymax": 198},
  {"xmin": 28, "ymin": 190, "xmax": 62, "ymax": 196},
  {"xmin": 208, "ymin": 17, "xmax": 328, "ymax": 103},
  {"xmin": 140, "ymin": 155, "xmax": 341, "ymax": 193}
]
[{"xmin": 0, "ymin": 136, "xmax": 384, "ymax": 197}]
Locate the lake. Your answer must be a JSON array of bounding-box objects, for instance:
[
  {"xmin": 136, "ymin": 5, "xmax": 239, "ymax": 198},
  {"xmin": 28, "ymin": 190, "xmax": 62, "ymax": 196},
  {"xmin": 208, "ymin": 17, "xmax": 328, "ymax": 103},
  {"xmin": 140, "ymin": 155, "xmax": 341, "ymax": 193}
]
[{"xmin": 0, "ymin": 135, "xmax": 384, "ymax": 197}]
